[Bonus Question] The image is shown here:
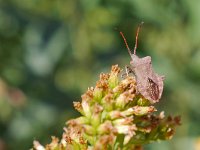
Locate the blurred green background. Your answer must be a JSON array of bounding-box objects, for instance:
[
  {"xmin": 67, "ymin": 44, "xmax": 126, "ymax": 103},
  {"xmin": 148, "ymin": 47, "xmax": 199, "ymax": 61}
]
[{"xmin": 0, "ymin": 0, "xmax": 200, "ymax": 149}]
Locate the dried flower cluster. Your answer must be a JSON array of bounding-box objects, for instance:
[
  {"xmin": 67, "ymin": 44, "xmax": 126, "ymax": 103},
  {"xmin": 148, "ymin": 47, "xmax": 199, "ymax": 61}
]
[{"xmin": 32, "ymin": 65, "xmax": 180, "ymax": 150}]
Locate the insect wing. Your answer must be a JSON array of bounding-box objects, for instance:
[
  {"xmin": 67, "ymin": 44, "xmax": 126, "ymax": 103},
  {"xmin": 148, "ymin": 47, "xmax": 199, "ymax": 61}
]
[{"xmin": 147, "ymin": 78, "xmax": 159, "ymax": 101}]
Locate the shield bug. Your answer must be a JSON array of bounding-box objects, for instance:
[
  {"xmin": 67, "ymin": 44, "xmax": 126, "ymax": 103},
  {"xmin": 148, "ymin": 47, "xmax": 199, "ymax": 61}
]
[{"xmin": 120, "ymin": 22, "xmax": 164, "ymax": 103}]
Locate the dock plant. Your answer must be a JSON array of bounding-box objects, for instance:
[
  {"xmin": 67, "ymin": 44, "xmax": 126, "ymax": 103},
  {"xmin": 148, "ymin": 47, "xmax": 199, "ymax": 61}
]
[{"xmin": 33, "ymin": 65, "xmax": 180, "ymax": 150}]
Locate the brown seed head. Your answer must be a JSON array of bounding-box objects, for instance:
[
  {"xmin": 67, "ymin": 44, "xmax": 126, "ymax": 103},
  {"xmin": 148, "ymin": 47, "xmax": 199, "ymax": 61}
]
[
  {"xmin": 81, "ymin": 87, "xmax": 94, "ymax": 102},
  {"xmin": 103, "ymin": 91, "xmax": 114, "ymax": 103},
  {"xmin": 79, "ymin": 136, "xmax": 87, "ymax": 145},
  {"xmin": 174, "ymin": 116, "xmax": 181, "ymax": 125},
  {"xmin": 111, "ymin": 65, "xmax": 121, "ymax": 75},
  {"xmin": 73, "ymin": 101, "xmax": 82, "ymax": 112},
  {"xmin": 100, "ymin": 73, "xmax": 110, "ymax": 81},
  {"xmin": 93, "ymin": 103, "xmax": 103, "ymax": 114}
]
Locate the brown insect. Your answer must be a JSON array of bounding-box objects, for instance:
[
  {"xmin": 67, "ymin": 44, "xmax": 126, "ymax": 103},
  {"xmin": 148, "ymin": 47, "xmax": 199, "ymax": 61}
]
[{"xmin": 120, "ymin": 22, "xmax": 164, "ymax": 103}]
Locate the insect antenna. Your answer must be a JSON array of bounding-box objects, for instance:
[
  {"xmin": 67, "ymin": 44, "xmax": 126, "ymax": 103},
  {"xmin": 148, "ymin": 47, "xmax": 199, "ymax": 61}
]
[
  {"xmin": 119, "ymin": 31, "xmax": 132, "ymax": 56},
  {"xmin": 133, "ymin": 22, "xmax": 144, "ymax": 55}
]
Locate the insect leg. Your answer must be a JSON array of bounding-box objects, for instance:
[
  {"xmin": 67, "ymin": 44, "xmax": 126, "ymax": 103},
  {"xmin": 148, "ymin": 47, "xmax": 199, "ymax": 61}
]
[
  {"xmin": 125, "ymin": 65, "xmax": 133, "ymax": 76},
  {"xmin": 121, "ymin": 65, "xmax": 133, "ymax": 79}
]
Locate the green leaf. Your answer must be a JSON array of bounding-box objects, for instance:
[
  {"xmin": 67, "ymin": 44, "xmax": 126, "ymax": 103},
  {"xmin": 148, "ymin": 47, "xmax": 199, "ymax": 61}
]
[{"xmin": 114, "ymin": 134, "xmax": 125, "ymax": 150}]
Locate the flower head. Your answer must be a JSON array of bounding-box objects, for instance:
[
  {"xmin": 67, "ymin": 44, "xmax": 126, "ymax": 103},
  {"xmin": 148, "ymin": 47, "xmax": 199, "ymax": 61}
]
[{"xmin": 32, "ymin": 65, "xmax": 180, "ymax": 150}]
